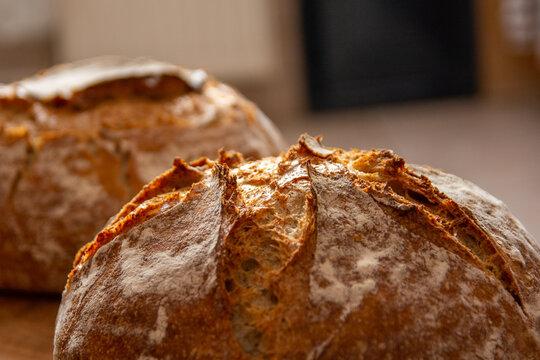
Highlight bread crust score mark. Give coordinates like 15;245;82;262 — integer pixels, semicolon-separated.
55;134;540;359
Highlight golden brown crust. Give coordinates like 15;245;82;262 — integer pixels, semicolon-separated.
0;57;285;293
56;134;540;359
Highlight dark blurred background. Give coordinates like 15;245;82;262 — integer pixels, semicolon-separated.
1;0;539;238
302;1;476;109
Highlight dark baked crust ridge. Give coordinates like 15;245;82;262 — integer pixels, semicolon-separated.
55;134;540;358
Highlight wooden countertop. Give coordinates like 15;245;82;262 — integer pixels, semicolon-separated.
0;293;59;359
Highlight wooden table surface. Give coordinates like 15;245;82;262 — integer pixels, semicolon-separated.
0;293;60;359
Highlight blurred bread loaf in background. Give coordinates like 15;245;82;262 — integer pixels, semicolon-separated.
0;57;285;293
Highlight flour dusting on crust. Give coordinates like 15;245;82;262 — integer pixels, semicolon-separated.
148;305;168;344
309;167;395;320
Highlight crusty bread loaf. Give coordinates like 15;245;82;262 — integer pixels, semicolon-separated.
54;134;540;359
0;57;285;293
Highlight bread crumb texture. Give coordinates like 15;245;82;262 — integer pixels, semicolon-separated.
55;134;540;359
0;57;284;292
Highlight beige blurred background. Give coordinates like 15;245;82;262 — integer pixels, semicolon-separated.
1;0;539;240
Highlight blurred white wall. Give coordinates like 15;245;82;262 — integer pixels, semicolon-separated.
54;0;278;83
0;0;51;44
0;0;53;82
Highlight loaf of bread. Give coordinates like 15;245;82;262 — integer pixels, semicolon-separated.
0;57;285;293
54;135;540;359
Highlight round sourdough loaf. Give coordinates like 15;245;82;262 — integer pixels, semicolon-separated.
0;57;285;293
54;135;540;359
